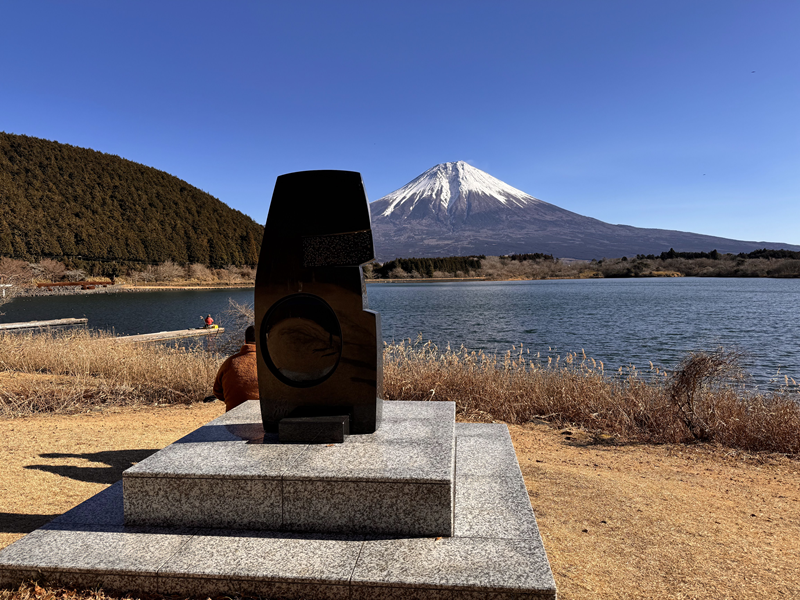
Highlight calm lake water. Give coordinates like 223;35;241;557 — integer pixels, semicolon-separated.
2;278;798;387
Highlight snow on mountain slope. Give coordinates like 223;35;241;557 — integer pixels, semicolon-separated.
372;161;548;228
368;162;800;261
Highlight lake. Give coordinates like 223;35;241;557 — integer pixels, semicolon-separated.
2;278;798;387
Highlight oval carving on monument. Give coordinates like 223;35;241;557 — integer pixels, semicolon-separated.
261;293;343;388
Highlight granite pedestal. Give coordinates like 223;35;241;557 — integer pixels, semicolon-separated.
0;401;556;599
124;400;456;537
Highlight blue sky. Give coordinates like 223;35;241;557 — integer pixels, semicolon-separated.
2;1;798;245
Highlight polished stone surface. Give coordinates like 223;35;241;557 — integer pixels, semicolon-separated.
123;400;455;536
255;170;383;435
279;415;350;443
0;402;555;599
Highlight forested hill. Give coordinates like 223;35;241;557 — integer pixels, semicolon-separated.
0;132;263;271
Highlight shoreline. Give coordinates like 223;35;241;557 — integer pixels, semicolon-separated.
14;283;255;298
120;284;254;291
11;273;800;299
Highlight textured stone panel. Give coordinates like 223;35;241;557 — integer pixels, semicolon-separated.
349;586;454;600
455;427;520;477
123;477;281;530
454;476;539;539
288;440;454;484
229;580;352;600
158;530;363;595
351;537;556;596
0;525;192;591
282;480;453;536
124;439;306;479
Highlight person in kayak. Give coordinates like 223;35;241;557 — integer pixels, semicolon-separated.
203;314;214;328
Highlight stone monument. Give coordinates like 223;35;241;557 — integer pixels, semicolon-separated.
0;169;556;598
254;170;382;441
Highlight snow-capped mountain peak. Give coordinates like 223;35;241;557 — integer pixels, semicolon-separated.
368;161;800;262
377;161;540;219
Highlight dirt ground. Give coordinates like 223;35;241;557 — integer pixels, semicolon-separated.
1;403;799;599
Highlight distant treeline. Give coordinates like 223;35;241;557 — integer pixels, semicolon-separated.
371;256;484;279
594;249;800;278
367;249;800;280
0;132;263;275
636;248;800;261
507;253;555;262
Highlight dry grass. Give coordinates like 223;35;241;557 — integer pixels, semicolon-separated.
3;330;799;455
383;339;800;455
0;330;219;417
1;404;798;600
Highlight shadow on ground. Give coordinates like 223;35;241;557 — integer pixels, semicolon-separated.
0;513;60;534
24;449;160;485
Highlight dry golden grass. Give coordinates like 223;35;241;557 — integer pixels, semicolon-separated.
383;339;800;455
513;422;800;600
0;331;219;417
2;332;799;455
1;404;798;600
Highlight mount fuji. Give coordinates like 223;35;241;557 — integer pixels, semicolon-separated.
369;162;799;261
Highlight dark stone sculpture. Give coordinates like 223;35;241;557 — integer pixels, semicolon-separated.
255;170;383;440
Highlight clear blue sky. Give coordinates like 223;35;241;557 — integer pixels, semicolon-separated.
2;1;798;245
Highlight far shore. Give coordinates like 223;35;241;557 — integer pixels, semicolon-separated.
12;270;800;300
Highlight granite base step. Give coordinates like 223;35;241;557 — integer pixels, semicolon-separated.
0;405;557;599
123;401;456;537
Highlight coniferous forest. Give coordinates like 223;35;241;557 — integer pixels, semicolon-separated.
0;132;263;275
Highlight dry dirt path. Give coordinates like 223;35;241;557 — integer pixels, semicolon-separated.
1;404;799;599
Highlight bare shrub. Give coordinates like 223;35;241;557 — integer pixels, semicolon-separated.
0;258;33;311
0;257;34;284
33;258;67;282
216;266;242;285
668;348;745;441
155;260;185;282
188;263;215;282
769;260;800;277
389;266;409;279
236;266;256;281
129;265;157;284
215;298;256;354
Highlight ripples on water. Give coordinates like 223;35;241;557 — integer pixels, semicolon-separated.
367;278;800;387
2;278;798;387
